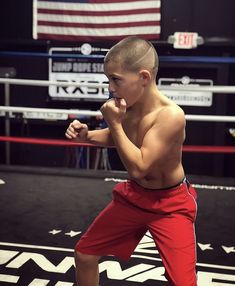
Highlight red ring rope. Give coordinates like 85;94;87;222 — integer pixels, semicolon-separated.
0;136;235;153
0;136;96;147
182;145;235;153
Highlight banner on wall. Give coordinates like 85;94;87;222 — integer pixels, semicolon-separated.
48;47;109;100
33;0;161;42
158;76;213;106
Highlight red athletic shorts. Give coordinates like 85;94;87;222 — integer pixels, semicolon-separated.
76;179;198;286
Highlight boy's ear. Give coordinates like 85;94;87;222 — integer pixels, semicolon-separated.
139;69;151;85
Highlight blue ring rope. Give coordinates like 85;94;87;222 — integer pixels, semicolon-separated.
160;56;235;64
0;51;104;59
0;51;235;64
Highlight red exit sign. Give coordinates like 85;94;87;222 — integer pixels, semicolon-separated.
173;32;198;49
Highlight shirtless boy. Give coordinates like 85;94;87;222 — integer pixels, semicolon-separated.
65;36;197;286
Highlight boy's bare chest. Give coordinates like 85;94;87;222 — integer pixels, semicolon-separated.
123;116;155;147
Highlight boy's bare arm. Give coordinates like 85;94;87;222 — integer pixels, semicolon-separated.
87;128;114;146
65;119;114;147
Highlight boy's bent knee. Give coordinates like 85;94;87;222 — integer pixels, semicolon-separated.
74;250;100;266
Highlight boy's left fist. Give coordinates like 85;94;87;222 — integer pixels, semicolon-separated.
100;98;126;125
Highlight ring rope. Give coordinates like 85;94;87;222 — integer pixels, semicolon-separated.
0;51;105;59
1;78;235;94
0;106;235;122
104;178;235;191
0;106;101;117
0;136;235;153
0;136;96;147
0;78;108;88
183;145;235;153
185;114;235;122
1;51;235;64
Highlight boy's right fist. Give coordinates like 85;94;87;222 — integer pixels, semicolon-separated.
65;120;88;141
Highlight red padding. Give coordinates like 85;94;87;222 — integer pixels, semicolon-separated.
0;136;235;153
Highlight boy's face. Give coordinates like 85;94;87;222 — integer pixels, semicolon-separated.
104;60;143;108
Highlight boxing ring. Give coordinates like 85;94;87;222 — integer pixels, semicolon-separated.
0;166;235;285
0;66;235;284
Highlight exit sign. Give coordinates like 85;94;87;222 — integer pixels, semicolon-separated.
173;32;198;49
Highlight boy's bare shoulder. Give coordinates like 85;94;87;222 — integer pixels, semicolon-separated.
162;103;184;116
156;103;185;128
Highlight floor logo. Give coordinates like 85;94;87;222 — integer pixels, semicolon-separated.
0;234;235;285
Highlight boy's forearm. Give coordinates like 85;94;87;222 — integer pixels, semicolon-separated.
86;128;114;147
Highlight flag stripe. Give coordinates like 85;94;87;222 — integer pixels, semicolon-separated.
37;13;161;24
37;33;160;41
38;8;161;16
37;25;161;36
37;1;160;11
39;21;160;28
38;0;156;3
33;0;161;41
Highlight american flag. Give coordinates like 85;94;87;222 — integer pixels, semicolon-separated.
33;0;161;41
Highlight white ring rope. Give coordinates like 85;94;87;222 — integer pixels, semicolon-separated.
1;78;235;94
0;106;235;122
185;114;235;122
0;106;101;117
0;77;235;122
159;85;235;94
0;78;108;88
104;178;235;191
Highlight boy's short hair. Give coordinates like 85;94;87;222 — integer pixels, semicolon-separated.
104;36;159;78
